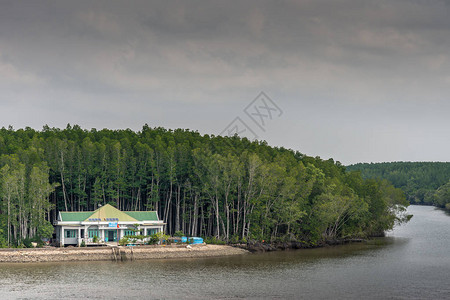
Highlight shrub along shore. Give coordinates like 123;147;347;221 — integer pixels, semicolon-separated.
0;244;249;263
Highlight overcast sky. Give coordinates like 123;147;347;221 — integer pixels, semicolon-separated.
0;0;449;164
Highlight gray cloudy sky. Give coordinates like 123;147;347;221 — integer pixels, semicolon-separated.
1;0;449;164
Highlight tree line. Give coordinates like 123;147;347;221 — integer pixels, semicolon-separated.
347;162;450;209
0;125;409;247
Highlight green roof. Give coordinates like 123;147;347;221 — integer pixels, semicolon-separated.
60;212;93;222
58;204;159;222
126;211;159;221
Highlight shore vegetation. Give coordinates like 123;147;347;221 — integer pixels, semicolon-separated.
347;162;450;210
0;125;410;248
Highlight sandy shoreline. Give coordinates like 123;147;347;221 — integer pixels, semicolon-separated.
0;244;249;263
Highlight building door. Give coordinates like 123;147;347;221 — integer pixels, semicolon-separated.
108;230;115;242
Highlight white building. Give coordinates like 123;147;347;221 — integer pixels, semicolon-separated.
54;204;165;246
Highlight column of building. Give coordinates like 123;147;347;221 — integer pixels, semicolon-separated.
60;226;64;246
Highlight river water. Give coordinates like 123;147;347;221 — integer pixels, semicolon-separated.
1;205;449;299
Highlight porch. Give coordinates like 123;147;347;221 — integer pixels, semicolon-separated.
59;226;162;246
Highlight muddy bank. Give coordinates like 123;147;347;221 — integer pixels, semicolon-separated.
0;244;249;263
237;239;366;252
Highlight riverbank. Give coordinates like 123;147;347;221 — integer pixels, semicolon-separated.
0;244;249;263
237;238;366;253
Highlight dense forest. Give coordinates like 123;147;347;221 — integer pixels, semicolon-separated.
0;125;409;247
347;162;450;208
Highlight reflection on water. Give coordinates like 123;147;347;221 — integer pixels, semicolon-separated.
1;205;450;299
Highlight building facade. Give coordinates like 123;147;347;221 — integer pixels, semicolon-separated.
54;204;165;246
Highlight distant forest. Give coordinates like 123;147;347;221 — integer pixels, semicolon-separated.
0;125;409;247
347;162;450;209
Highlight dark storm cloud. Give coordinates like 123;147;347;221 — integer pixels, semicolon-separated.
0;0;449;163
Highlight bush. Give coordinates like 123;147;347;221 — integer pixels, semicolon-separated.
147;233;160;245
153;232;170;245
135;235;145;241
119;237;129;246
93;235;99;243
0;228;7;248
37;220;54;240
23;238;33;248
124;235;136;243
0;236;7;248
80;240;86;247
124;234;145;244
204;236;226;245
230;235;240;244
22;237;43;248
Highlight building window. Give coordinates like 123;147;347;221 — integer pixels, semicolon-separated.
124;230;135;236
88;229;99;238
147;228;157;236
65;230;77;238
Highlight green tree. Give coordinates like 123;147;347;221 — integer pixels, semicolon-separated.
434;181;450;208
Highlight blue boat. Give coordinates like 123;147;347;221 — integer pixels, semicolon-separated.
171;236;204;244
188;237;203;244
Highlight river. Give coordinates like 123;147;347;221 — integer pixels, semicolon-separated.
1;205;449;299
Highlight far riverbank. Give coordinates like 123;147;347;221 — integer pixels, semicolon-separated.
235;238;366;253
0;244;249;263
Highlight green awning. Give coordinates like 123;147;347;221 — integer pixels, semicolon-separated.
125;211;159;221
60;212;93;222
